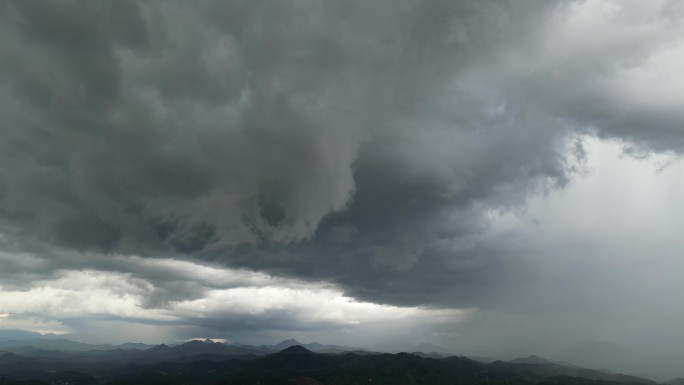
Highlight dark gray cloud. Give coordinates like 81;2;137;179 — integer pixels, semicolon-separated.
0;0;577;250
2;2;684;373
0;0;574;300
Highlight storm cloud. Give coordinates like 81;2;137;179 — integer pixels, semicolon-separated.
1;0;684;378
0;0;575;297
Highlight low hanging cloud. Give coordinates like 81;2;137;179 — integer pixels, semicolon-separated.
0;0;572;255
0;251;465;342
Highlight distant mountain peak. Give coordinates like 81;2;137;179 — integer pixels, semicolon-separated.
275;338;302;348
552;339;638;375
509;355;552;365
665;378;684;385
279;345;314;355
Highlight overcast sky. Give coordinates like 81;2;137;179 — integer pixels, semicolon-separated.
1;0;684;378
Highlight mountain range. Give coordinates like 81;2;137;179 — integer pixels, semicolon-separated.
0;335;680;384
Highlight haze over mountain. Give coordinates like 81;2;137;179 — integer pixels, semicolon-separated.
1;0;684;382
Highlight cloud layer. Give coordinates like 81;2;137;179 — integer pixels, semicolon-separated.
0;0;575;254
1;1;684;375
0;250;464;345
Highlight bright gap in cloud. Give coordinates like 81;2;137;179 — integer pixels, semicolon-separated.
490;135;684;244
0;257;470;342
484;135;684;352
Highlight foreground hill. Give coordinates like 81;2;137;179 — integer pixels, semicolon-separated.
103;346;658;385
0;342;660;385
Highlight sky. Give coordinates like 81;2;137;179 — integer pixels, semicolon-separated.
1;0;684;378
